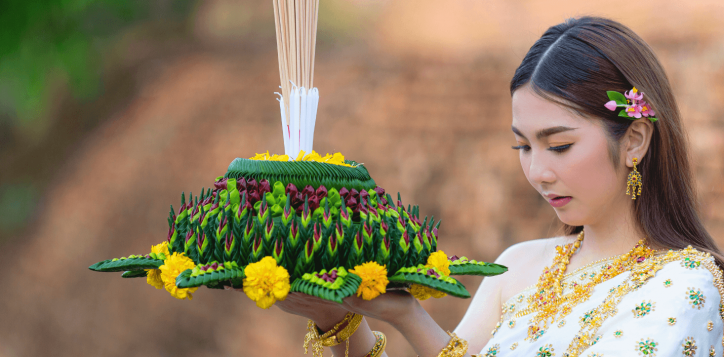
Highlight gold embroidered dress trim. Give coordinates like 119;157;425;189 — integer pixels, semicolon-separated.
493;246;724;357
562;246;724;356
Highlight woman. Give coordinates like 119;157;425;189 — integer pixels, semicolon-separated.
229;16;724;356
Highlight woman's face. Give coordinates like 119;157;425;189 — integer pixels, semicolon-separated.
511;85;627;227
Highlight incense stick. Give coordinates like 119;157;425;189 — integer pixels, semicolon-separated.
273;0;319;157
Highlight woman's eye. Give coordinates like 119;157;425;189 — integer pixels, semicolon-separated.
511;145;531;152
548;144;572;153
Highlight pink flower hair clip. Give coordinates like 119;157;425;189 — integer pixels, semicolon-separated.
604;87;658;123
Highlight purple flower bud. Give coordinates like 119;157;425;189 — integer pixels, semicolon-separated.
285;183;298;198
358;201;368;215
301;185;315;200
360;190;369;200
426;269;440;278
247;178;258;193
293;192;303;210
308;195;320;212
237;177;247;191
347;197;358;210
351;188;359;199
374;187;385;198
219;215;228;230
355;231;364;249
339;187;350;199
259;179;271;195
449;255;460;261
382;236;391;250
211;262;219;270
315;185;328;200
197;232;206;250
167;222;175;242
363;222;373;236
248;191;261;204
214;178;228;190
225;232;234;250
313;224;322;243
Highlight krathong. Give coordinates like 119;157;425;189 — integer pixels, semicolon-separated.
88;0;507;308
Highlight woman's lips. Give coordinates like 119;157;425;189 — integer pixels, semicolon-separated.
548;196;572;208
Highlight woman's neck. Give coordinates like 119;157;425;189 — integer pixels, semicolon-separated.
568;199;647;271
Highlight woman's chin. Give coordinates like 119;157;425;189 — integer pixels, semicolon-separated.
555;212;587;227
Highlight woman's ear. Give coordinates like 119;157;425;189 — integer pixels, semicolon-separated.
623;119;654;167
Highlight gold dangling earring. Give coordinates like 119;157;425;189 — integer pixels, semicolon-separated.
626;157;643;200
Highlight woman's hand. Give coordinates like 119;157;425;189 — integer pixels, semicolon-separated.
224;286;349;331
342;289;419;328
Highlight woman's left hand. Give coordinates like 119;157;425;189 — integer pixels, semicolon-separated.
224;286;350;330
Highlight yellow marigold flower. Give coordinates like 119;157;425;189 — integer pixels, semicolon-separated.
159;252;198;300
243;256;290;309
410;284;432;300
426;251;451;276
146;268;164;289
350;261;389;300
411;284;447;300
249;151;290;162
151;242;170;256
409;251;451;300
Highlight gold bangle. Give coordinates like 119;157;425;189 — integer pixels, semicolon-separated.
304;313;363;357
321;313;363;347
364;331;387;357
436;331;468;357
318;312;356;341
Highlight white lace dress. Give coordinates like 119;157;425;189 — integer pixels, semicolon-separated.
477;247;724;357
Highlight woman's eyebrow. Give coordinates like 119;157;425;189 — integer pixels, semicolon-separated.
511;125;577;140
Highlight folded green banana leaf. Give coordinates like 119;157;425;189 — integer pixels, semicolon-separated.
176;261;245;289
89;256;164;272
388;266;470;298
121;270;149;278
448;257;508;276
290;267;361;303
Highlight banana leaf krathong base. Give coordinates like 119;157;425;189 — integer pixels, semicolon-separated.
89;156;507;307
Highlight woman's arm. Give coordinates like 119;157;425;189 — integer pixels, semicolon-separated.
343;243;528;356
342;275;506;356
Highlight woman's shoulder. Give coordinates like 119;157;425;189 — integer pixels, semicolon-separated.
627;246;724;319
584;247;724;356
641;246;722;285
495;235;576;303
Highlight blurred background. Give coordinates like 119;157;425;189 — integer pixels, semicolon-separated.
1;0;723;356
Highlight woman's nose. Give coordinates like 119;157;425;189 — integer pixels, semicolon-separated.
527;151;556;185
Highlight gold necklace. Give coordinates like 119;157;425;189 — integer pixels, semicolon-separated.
524;230;654;341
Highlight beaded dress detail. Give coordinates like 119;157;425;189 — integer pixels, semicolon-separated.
480;245;724;357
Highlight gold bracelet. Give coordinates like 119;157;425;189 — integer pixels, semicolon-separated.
303;313;362;357
319;312;356;341
321;313;363;347
364;331;387;357
436;331;468;357
303;320;324;357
